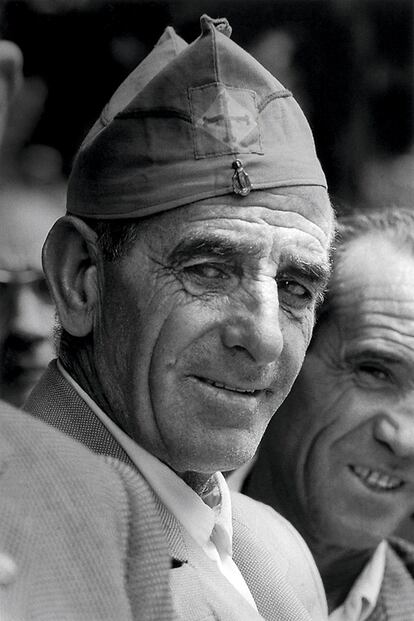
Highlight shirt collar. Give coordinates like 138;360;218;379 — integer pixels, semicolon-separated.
330;540;387;621
57;359;233;555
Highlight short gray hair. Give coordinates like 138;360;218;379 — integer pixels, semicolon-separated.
313;205;414;330
336;205;414;262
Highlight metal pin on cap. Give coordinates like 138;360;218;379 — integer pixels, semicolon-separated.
232;159;252;196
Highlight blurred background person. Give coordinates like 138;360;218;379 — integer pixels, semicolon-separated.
0;38;21;137
0;187;63;406
0;1;64;406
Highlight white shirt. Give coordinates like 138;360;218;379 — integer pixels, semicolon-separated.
57;361;257;610
329;540;387;621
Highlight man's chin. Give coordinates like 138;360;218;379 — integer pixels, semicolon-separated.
176;447;257;477
312;510;389;552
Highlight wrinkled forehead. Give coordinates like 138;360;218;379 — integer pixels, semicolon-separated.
331;233;414;294
143;186;334;251
235;187;332;242
324;234;414;329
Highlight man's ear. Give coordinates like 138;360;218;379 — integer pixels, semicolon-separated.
42;215;100;337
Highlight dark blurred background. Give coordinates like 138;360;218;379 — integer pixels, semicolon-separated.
0;0;413;206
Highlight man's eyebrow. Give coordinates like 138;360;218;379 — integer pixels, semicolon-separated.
281;255;331;288
347;349;400;365
168;236;331;287
168;234;262;263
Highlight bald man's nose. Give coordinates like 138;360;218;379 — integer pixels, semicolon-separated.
374;411;414;459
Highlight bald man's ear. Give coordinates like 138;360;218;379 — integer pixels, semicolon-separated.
42;215;100;337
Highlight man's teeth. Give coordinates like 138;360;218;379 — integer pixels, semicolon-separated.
204;378;256;394
351;465;404;491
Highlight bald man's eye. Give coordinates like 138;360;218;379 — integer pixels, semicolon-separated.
352;360;396;391
357;363;390;382
359;364;387;378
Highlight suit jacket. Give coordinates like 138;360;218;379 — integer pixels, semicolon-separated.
367;538;414;621
0;398;173;621
25;360;328;621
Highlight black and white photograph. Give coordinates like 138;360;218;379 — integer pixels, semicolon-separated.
0;1;412;618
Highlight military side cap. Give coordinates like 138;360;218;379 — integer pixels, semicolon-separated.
67;15;327;219
82;26;188;148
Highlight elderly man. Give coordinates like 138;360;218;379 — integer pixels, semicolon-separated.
0;36;172;620
242;206;414;619
26;15;334;620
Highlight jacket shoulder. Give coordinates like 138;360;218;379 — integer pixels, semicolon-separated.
0;400;135;618
387;536;414;578
25;359;132;463
372;538;414;618
0;400;174;620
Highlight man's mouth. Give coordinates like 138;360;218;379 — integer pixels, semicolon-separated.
349;464;405;492
197;376;268;396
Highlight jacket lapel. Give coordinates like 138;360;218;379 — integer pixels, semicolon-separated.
232;501;312;621
368;539;414;620
106;457;177;621
25;360;133;467
154;498;265;620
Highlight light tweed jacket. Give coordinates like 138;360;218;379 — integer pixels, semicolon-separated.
366;538;414;621
0;398;173;621
25;360;328;621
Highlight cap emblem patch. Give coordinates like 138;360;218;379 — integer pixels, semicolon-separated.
190;83;262;159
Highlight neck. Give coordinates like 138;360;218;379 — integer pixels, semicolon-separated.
59;344;129;433
181;471;216;496
311;542;373;612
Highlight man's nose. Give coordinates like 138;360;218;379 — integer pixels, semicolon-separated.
221;279;283;365
9;284;51;341
374;408;414;459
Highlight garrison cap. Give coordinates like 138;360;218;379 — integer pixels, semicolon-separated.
67;15;327;219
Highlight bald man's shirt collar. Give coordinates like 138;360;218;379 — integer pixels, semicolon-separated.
329;540;387;621
57;360;257;611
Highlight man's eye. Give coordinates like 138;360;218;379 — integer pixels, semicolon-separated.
357;363;389;381
279;280;308;297
185;264;227;279
277;278;311;309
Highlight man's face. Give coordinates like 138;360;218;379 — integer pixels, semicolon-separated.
263;233;414;549
93;187;332;474
0;191;60;405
